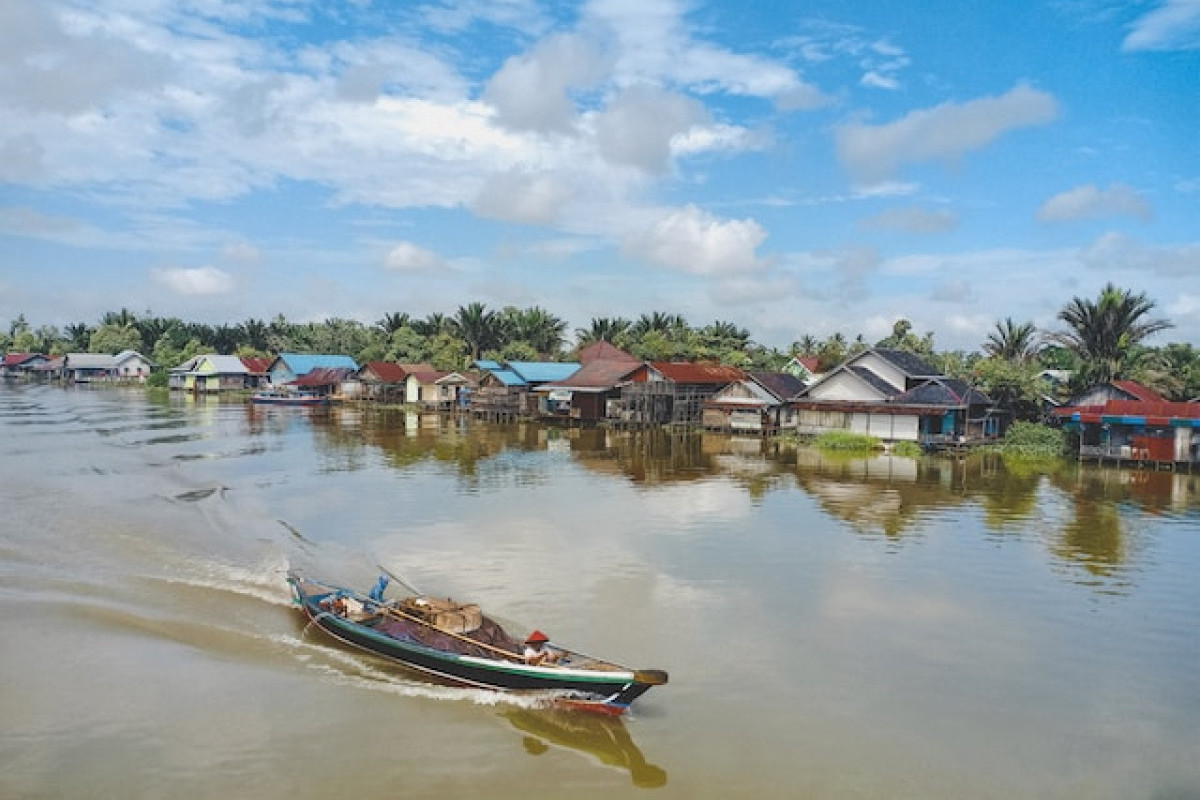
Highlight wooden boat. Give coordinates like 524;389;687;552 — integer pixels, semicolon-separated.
287;572;667;714
251;390;328;406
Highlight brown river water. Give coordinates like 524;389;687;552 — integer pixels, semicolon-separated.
1;384;1198;799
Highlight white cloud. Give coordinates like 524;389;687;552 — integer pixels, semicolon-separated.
859;206;958;233
1079;231;1200;276
483;33;608;133
152;266;235;296
383;241;446;272
473;169;574;225
835;83;1060;184
622;204;768;276
1123;0;1200;51
1038;183;1153;222
593;84;710;173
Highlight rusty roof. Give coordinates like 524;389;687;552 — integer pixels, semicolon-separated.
540;359;643;391
578;340;638;364
649;362;746;384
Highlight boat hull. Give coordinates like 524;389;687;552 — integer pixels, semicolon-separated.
288;574;665;712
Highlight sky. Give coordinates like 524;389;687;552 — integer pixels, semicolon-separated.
1;0;1198;353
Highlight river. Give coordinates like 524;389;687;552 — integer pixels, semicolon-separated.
1;383;1197;799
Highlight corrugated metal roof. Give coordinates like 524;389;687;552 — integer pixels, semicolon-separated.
200;355;249;374
538;359;642;391
872;348;939;377
240;356;272;374
277;353;359;375
748;371;806;401
65;353;116;369
291;367;355;387
578;341;638;364
847;365;901;397
360;361;409;383
1112;380;1165;403
507;361;581;383
894;378;990;407
649;362;746;384
488;369;526;387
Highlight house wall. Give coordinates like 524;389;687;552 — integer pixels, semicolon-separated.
797;408;920;441
808;370;883;402
853;352;907;390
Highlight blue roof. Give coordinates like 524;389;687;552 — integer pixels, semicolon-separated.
277;353;359;375
474;359;503;371
507;361;580;383
490;369;526;387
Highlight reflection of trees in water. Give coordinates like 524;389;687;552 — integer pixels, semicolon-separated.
503;707;667;788
292;409;1198;592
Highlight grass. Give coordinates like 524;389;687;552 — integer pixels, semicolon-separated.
814;431;883;452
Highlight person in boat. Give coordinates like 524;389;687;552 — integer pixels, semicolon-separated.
523;630;562;666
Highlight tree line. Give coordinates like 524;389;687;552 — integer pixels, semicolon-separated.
4;284;1198;418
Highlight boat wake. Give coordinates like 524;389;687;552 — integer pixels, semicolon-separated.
288;634;551;710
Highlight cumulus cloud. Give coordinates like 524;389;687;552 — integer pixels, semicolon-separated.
383;241;446;272
858;205;958;233
1080;231;1200;276
473;169;574;225
622;204;768;276
835;83;1060;184
1123;0;1200;51
1037;183;1153;222
152;266;235;296
593;84;710;173
585;0;826;109
483;33;609;133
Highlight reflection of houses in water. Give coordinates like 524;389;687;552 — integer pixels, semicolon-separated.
502;708;667;788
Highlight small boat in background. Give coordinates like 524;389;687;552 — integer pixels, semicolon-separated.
287;571;668;715
251;390;328;406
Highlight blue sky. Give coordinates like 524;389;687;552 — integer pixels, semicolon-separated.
1;0;1197;352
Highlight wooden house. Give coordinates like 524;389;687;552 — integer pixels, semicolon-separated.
534;358;644;423
404;369;473;410
169;354;252;392
702;371;806;434
63;351;155;383
1054;381;1200;467
355;361;432;403
266;353;358;387
619;362;747;426
471;360;580;418
791;348;996;444
1;353;50;379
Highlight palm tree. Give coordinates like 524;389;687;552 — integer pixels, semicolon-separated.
575;317;632;346
504;306;567;357
65;323;92;351
376;312;410;336
983;318;1040;363
452;303;502;362
1049;284;1173;384
412;313;450;337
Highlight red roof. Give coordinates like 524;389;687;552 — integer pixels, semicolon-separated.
361;361;409;383
1055;398;1200;422
291;367;354;387
794;355;820;373
648;362;746;385
1112;380;1165;403
239;356;272;374
578;341;638;365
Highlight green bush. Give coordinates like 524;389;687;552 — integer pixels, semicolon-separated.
890;440;924;457
1000;421;1065;457
815;431;883;451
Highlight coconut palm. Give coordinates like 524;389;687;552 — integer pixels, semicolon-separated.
1049;284;1172;384
983;318;1040;363
503;306;567;358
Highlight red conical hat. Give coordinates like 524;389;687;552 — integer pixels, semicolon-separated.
525;629;549;643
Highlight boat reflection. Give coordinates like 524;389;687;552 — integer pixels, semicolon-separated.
502;707;667;788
